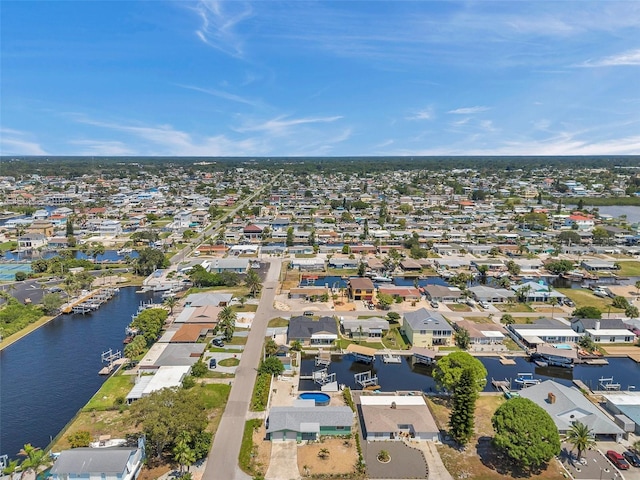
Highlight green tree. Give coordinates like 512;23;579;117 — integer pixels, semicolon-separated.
15;271;27;281
557;231;582;245
129;387;209;460
41;292;64;315
132;247;169;276
191;360;208;378
66;430;91;448
454;328;471;350
245;268;262;298
449;367;478;446
216;306;237;341
611;296;629;309
290;340;302;351
578;335;597;353
18;443;51;474
376;293;393;310
492;398;560;472
572;306;602;319
124;335;147;359
565;421;596;462
258;356;284;376
264;338;278;357
131;308;168;346
173;433;196;473
386;311;401;323
501;314;515;326
163;295;179;315
286;227;294;247
626;305;639;318
66;216;74;237
544;260;575;274
433;352;487;393
505;261;521;276
357;262;366;277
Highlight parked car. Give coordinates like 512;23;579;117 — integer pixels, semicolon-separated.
212;338;224;348
623;450;640;467
563;298;575;307
606;450;630;470
303;311;314;316
594;288;608;298
209;358;217;369
479;301;491;309
430;300;439;308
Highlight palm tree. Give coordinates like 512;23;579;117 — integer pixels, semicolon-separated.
566;421;595;462
549;297;559;319
245;268;262;297
217;306;237;342
18;443;51;474
317;448;330;460
164;295;178;315
173;434;196;473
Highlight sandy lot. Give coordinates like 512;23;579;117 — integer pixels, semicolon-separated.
297;437;359;477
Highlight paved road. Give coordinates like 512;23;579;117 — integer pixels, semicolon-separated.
203;258;283;480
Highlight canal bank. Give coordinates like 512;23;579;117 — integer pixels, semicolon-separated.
0;286;156;460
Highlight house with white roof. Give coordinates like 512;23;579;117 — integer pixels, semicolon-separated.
571;318;635;344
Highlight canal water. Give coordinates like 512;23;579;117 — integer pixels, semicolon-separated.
0;287;156;459
299;355;640;393
2;249;138;263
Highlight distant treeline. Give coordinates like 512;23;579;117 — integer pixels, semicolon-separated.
0;155;639;177
563;196;640;207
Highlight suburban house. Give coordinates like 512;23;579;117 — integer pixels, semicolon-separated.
243;223;263;240
287;316;338;346
402;308;453;348
98;219;123;237
348;277;375;301
183;292;232;307
377;286;421;301
126;365;191;403
468;285;515;304
206;257;250;273
17;233;47;251
519;380;624;441
26;220;54;237
358;394;439;442
580;260;618;272
571;318;635;344
49;443;145;480
341;317;390;341
266;402;353;441
513;281;565;303
454;320;506;349
328;257;360;269
423;285;463;303
508;318;581;349
602;391;640;435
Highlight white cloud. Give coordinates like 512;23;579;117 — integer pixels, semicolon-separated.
234;115;343;135
578;48;640;67
176;84;263;108
0;128;47;155
191;0;253;58
447;106;490;115
68;140;135;156
407;107;434;121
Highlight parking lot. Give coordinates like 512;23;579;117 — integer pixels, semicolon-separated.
558;442;640;480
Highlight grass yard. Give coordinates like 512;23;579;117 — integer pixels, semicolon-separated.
616;260;640;276
336;338;385;350
227;335;248;346
218;357;240;367
199;382;231;409
464;315;496;324
83;374;134;412
428;395;564;480
447;303;472;312
268;317;289;328
232;304;258;313
496;303;534;313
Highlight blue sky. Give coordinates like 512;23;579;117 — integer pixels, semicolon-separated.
1;1;639;157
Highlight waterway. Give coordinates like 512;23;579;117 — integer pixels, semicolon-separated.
299;355;640;393
0;286;156;459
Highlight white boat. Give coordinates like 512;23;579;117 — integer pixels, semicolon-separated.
372;276;393;283
117;247;133;255
514;373;541;387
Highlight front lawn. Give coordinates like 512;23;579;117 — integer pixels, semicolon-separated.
616;260;640;276
556;288;625;312
268;317;289;328
497;303;534;313
447;303;472;312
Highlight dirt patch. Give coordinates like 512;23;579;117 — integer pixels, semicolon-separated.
334;302;357;311
252;422;272;476
297;437;358;477
138;463;172;480
274;301;291;311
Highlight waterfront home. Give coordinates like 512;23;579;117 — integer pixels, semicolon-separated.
423;285;463;303
348;277;375;301
580;259;618;272
290;257;325;271
378;286;421;302
512;281;565;303
266;402;353;441
206;257;250;273
602;391;640;435
183;292;232;307
288;286;329;300
341;317;390;341
126;365;191;403
174;305;222;324
50;443;145;480
17;233;47;251
570;318;635;344
137;343;206;371
402;308;453;348
328;256;360;269
508;318;581;349
26;220;54;237
519;380;624;441
454;320;506;349
359;394;439;441
287;316;338;346
98;219;123;237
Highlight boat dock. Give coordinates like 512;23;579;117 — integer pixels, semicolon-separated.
99;348;126;375
499;356;516;365
355;370;379;389
345;344;377;364
381;351;402;364
62;287;120;314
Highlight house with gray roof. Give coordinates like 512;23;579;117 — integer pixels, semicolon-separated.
519;380;624;441
508;318;581;349
287;316;338;346
50;444;145;480
423;285;463;303
341;317;390;341
402;308;453;348
468;285;515;303
183;292;232;307
266;402;353;441
571;318;635;344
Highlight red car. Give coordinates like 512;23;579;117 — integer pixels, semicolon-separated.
606;450;630;470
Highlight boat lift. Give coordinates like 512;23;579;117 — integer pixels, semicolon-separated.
355;370;379;389
312;368;336;386
598;376;621;391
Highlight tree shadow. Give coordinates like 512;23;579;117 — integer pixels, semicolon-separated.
475;436;550;478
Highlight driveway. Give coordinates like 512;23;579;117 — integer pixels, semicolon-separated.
265;441;300;480
557;442;637;480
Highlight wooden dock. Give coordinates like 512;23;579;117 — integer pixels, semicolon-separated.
62;287;119;314
499;356;516;365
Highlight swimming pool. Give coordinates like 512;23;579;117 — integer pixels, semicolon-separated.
298;392;331;406
554;344;572;350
